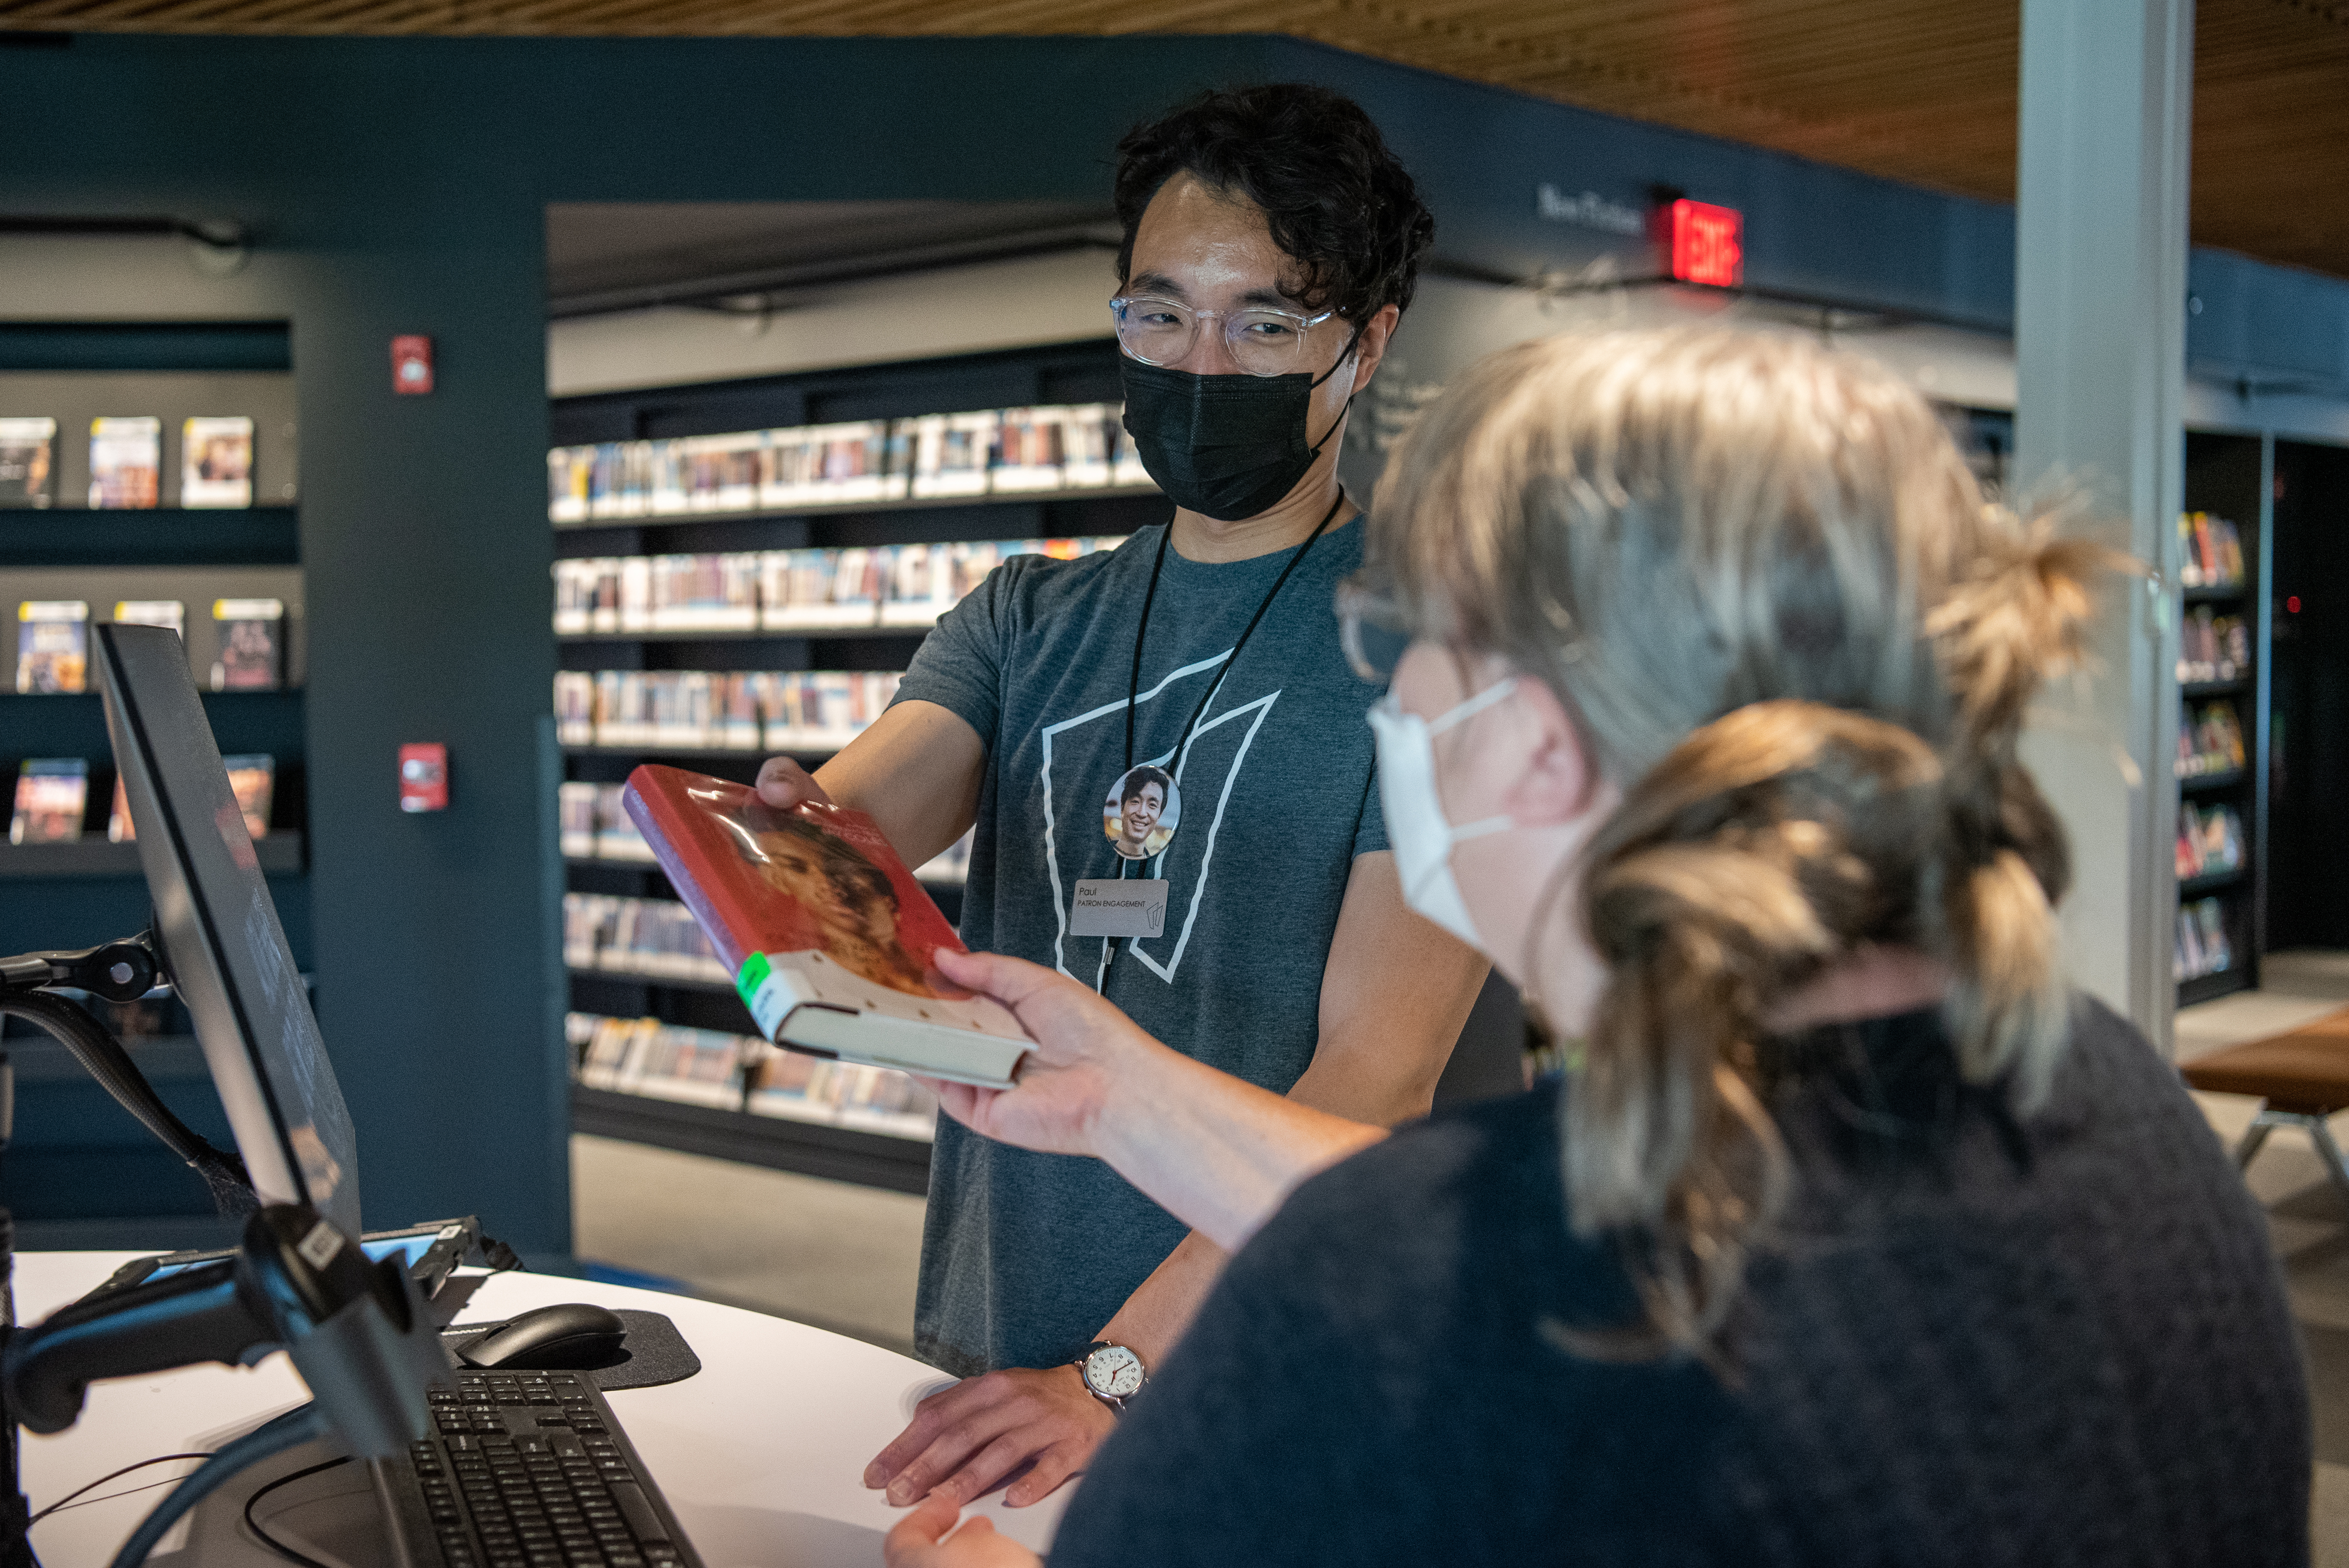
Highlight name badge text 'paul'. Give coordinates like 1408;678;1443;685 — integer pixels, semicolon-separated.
1070;877;1169;939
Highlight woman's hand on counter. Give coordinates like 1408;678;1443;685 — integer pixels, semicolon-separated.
883;1493;1043;1568
866;1362;1110;1511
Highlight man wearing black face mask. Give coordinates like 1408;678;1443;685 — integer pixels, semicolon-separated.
755;83;1488;1514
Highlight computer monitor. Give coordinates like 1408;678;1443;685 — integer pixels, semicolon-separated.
93;621;362;1237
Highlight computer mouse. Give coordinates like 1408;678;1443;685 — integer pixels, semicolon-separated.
459;1303;629;1370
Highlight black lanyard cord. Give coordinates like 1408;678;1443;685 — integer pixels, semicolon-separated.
1101;490;1346;992
1124;489;1349;776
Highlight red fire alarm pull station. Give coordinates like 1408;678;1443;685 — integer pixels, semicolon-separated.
1667;199;1745;289
392;335;434;395
399;743;449;812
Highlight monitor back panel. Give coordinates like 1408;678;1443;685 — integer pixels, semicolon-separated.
95;620;362;1234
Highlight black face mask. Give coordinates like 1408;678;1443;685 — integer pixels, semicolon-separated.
1119;348;1354;522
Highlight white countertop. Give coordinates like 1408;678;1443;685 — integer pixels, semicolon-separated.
14;1251;1069;1567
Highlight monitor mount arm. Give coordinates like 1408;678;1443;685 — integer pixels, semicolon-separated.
5;1201;442;1453
0;1201;445;1566
0;933;255;1220
0;936;165;998
0;939;443;1565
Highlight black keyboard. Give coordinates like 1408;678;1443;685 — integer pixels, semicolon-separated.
370;1367;704;1568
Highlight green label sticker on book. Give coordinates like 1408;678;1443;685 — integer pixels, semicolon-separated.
737;951;790;1038
736;951;772;1010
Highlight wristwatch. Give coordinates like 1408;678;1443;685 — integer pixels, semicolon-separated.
1074;1341;1147;1413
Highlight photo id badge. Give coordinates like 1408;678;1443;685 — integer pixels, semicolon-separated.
1103;764;1180;861
1071;878;1169;939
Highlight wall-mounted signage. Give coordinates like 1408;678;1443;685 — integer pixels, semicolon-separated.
1535;184;1645;237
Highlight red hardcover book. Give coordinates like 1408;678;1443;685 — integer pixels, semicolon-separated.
621;764;1027;1086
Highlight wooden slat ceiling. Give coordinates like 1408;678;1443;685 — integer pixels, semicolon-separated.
9;0;2345;280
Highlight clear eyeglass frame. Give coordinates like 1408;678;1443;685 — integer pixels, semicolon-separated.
1110;295;1340;377
1337;580;1413;684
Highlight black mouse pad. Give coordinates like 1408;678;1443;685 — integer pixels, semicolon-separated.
439;1309;703;1391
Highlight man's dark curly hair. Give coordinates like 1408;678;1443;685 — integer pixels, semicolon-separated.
1114;84;1435;327
1119;764;1174;805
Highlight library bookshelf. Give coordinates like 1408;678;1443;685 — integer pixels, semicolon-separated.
2175;432;2270;1007
0;325;311;1236
553;338;1166;1189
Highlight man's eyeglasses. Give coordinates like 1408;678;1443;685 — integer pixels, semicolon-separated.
1111;296;1340;378
1336;580;1413;684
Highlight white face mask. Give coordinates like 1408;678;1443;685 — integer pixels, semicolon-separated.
1366;679;1518;952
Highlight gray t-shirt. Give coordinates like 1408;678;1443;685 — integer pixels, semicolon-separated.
893;518;1389;1376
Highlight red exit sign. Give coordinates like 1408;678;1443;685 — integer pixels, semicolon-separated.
1668;199;1745;287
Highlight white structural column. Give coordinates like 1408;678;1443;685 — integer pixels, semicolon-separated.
2013;0;2194;1051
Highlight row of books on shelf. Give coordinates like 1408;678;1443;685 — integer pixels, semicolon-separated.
554;669;902;752
0;416;260;509
2177;699;2249;779
10;755;275;845
565;893;726;983
2178;512;2247;593
549;406;1153;522
15;599;287;694
2177;801;2246;882
566;1012;938;1142
2179;604;2251;686
560;784;656;861
2176;897;2235;983
553;535;1127;636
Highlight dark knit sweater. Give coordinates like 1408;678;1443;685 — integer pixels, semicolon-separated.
1047;998;2310;1567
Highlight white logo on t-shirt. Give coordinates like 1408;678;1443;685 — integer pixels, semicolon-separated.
1038;650;1280;983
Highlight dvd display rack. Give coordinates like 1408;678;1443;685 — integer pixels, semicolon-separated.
2175;432;2268;1006
553;339;1167;1191
0;321;312;1233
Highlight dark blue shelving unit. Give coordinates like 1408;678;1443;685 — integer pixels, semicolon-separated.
0;507;299;568
2174;431;2269;1008
0;321;310;1243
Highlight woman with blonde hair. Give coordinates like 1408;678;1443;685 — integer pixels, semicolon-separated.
883;327;2309;1567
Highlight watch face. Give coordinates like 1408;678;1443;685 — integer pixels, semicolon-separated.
1085;1345;1145;1399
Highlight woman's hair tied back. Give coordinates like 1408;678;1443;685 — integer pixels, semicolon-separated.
1359;324;2118;1355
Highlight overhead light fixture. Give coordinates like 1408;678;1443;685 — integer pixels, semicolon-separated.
0;215;249;276
547;220;1120;321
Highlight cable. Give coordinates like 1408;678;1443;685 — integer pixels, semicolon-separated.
109;1403;322;1568
242;1456;351;1568
27;1454;210;1525
0;990;255;1217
